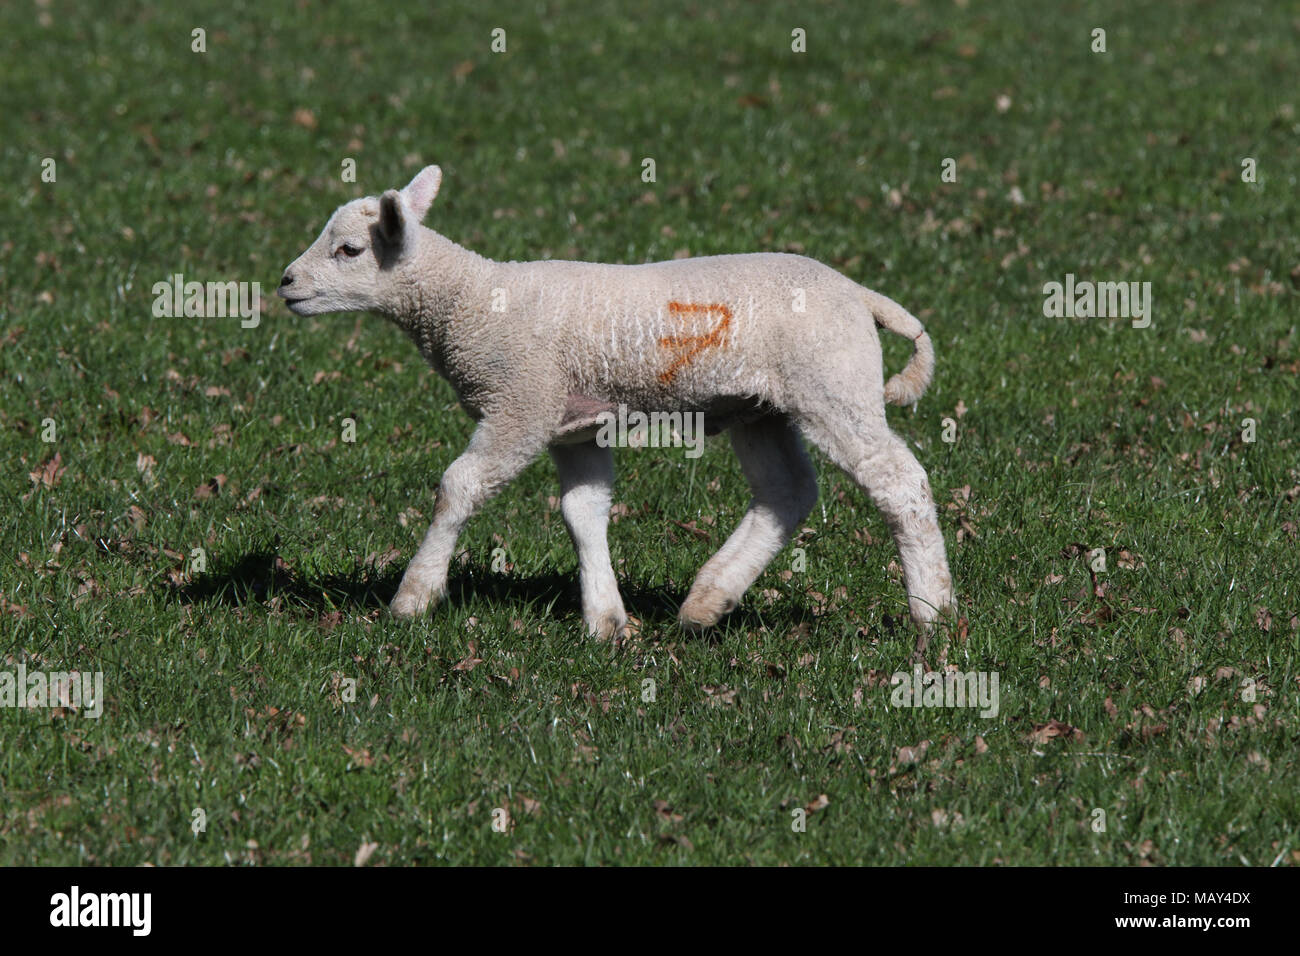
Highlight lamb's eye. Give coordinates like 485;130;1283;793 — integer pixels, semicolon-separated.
337;243;364;258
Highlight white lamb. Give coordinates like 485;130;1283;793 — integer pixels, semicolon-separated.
278;165;954;640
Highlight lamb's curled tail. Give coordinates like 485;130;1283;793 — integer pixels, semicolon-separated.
865;289;934;405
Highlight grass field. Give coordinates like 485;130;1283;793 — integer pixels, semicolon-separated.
2;0;1298;866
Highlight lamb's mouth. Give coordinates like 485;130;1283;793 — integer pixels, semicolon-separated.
282;296;313;307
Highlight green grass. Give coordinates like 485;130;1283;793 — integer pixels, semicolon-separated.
2;0;1298;865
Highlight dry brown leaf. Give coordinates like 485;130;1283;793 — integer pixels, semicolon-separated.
672;519;711;541
1028;719;1085;744
342;744;374;768
804;793;830;814
194;474;227;500
30;452;65;488
897;740;931;764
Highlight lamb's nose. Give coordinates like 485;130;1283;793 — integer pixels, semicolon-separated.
279;273;294;287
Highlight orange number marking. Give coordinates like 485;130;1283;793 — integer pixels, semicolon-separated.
657;301;732;384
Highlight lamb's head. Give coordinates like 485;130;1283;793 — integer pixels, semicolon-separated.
278;165;443;316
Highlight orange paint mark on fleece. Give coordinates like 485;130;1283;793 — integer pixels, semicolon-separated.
657;301;732;384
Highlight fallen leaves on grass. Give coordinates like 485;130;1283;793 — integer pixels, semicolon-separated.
671;519;711;541
804;793;830;814
946;485;980;541
451;643;483;673
342;744;374;768
194;474;227;500
658;833;694;850
652;800;683;823
0;592;31;618
931;808;965;828
1028;720;1085;745
364;547;402;570
823;728;854;755
702;684;737;707
243;706;307;750
896;740;931;765
29;452;65;489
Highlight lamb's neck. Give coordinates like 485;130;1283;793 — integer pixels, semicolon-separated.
384;229;494;336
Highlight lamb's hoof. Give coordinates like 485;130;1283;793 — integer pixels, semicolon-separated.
587;610;629;641
678;590;737;632
390;588;436;619
908;593;959;661
907;592;957;633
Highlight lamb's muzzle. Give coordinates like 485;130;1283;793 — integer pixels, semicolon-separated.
279;164;956;641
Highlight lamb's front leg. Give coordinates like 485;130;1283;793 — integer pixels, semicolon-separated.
391;422;544;619
550;440;627;640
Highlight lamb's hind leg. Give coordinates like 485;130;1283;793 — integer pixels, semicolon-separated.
796;410;954;635
679;415;818;631
550;440;627;639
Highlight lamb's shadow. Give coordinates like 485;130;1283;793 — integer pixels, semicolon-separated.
174;549;392;611
173;548;700;631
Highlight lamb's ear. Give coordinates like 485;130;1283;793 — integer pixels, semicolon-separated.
401;165;442;222
377;188;409;255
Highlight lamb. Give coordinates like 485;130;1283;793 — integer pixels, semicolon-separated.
278;165;955;641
